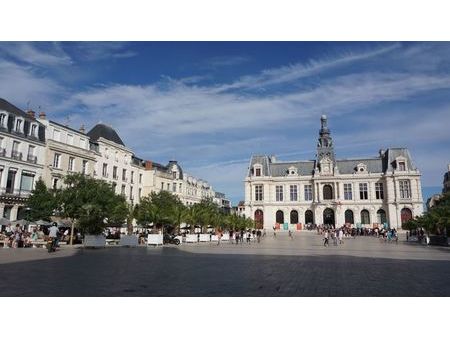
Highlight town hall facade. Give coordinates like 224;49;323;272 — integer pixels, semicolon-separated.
244;115;424;230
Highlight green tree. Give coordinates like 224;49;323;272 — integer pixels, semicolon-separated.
25;178;59;221
59;173;128;238
135;190;184;232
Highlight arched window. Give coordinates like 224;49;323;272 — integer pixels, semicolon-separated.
276;210;284;224
323;184;333;200
344;209;354;224
401;208;413;225
361;210;370;225
377;209;387;224
305;210;314;224
290;210;298;224
254;210;264;229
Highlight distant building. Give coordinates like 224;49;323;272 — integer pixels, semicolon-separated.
444;164;450;193
231;200;246;217
244;115;424;230
426;164;450;210
214;191;231;214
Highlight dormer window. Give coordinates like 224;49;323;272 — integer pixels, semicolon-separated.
287;166;298;176
15;118;23;133
395;156;407;172
30;124;37;137
0;113;7;128
399;161;406;171
253;164;263;177
356;163;367;174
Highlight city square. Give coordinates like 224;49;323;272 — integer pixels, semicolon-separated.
1;231;449;297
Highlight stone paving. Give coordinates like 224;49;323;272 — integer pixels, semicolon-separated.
0;231;449;296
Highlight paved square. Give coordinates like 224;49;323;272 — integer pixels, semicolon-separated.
0;231;449;296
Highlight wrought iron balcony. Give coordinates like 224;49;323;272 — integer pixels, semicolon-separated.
27;154;37;164
11;150;22;161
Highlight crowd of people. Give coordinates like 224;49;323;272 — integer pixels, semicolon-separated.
0;223;80;248
318;224;399;247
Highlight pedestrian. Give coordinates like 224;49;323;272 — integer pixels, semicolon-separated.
263;229;266;237
235;232;240;244
338;228;343;244
288;229;293;239
273;226;276;237
217;230;222;246
323;230;329;247
246;231;251;244
256;229;261;243
240;229;244;243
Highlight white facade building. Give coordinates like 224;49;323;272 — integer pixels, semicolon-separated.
0;99;46;220
39;117;96;190
87;124;145;205
244;115;424;230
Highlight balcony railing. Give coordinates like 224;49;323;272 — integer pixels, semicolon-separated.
11;150;22;161
27;154;37;164
0;187;32;197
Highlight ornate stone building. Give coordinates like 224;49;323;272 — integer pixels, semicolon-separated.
244;115;424;230
0;99;46;220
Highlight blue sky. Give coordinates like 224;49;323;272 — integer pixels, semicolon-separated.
0;42;449;204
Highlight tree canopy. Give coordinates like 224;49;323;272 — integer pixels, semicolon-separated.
25;178;59;221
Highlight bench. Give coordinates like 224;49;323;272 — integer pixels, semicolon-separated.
31;240;47;248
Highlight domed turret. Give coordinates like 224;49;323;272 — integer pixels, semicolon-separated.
87;123;125;146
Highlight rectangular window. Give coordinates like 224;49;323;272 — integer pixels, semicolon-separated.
30;124;37;137
6;170;16;193
53;153;61;168
82;160;88;174
344;183;353;200
20;173;34;192
255;185;263;201
131;171;134;184
130;186;133;199
68;157;75;171
52;178;59;190
15;119;22;132
179;183;182;192
375;182;384;199
172;183;176;192
304;185;313;201
276;185;284;201
0;113;6;127
102;163;108;177
27;145;36;163
113;166;118;179
399;161;406;171
359;183;368;200
399;180;411;199
122;168;126;180
138;188;142;199
161;182;164;190
121;185;126;196
290;185;298;201
255;168;261;177
139;173;142;184
167;183;170;191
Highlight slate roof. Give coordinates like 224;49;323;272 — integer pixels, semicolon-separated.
248;148;415;177
87;123;125;146
0;98;34;120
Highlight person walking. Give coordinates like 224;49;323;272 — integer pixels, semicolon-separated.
246;231;251;244
256;229;261;243
235;231;240;244
273;226;276;237
288;229;293;239
338;228;344;244
323;230;329;247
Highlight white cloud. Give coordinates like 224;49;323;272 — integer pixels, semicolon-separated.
0;42;72;67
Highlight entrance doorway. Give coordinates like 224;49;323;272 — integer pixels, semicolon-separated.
323;208;335;226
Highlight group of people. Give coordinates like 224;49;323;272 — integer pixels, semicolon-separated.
322;228;345;247
228;229;265;244
0;223;71;249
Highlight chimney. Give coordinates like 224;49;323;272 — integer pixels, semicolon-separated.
38;111;46;120
145;160;153;170
79;124;85;133
27;110;36;118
